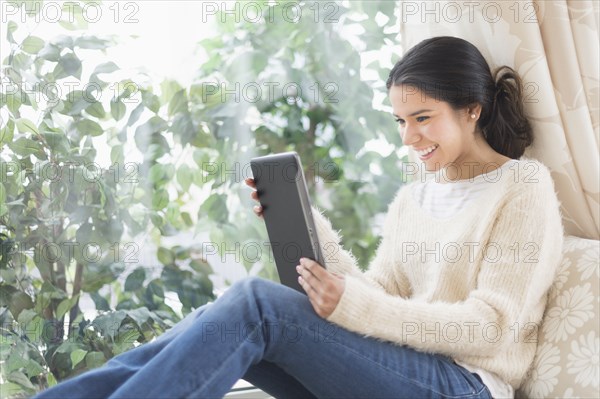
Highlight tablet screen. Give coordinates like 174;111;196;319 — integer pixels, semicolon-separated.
250;151;326;294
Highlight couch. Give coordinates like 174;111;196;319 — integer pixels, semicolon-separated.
517;235;599;398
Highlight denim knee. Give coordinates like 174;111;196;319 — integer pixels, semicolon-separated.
229;276;275;295
225;276;287;310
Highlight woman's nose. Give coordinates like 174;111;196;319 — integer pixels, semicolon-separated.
399;123;420;146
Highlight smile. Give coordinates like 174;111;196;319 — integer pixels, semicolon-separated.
416;144;438;160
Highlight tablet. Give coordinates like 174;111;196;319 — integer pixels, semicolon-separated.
250;151;326;294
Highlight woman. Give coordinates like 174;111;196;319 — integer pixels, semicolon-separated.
34;36;564;399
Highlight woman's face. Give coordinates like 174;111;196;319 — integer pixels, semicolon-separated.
389;84;483;174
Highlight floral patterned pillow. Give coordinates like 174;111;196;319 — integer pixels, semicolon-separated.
517;235;599;398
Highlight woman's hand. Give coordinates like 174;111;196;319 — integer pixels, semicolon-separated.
296;257;345;319
244;177;263;218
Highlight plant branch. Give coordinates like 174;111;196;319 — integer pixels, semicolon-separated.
69;262;84;323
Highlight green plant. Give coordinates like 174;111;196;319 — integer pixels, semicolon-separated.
1;0;409;396
0;3;215;395
192;0;407;267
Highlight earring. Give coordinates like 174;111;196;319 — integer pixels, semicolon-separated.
471;114;477;119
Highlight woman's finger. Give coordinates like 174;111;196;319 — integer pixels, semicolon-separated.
298;275;312;294
299;258;324;282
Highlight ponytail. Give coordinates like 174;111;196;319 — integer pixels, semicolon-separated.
479;66;534;159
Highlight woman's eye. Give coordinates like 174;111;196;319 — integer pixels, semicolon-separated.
395;116;429;124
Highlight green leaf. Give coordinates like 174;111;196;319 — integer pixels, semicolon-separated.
0;284;18;307
23;314;44;343
12;53;30;77
92;311;127;340
54;53;82;80
55;342;82;354
7;21;17;44
0;183;6;204
90;292;110;311
43;131;69;154
85;101;106;118
113;328;139;354
51;35;74;49
152;189;169;210
181;212;194;227
168;89;188;116
6;350;28;372
127;103;144;126
160;79;183;104
93;62;119;75
61;90;93;115
113;80;138;100
38;43;60;61
190;259;212;275
59;2;88;31
146;280;165;300
142;91;161;113
199;37;223;52
75;119;103;136
0;119;15;145
70;349;88;368
74;36;111;49
170;112;196;146
25;359;44;378
16;118;38;135
176;164;193;191
56;294;80;320
8;137;42;156
124;268;145;291
9;291;34;319
22;36;45;54
47;372;57;387
149;163;166;184
8;371;35;391
110;144;124;165
157;247;175;265
85;352;105;369
5;92;22;116
110;100;126;121
199;193;228;224
126;307;152;326
0;382;23;397
134;116;168;141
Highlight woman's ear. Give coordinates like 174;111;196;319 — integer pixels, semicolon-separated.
467;103;483;119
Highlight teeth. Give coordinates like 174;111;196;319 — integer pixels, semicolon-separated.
416;145;438;156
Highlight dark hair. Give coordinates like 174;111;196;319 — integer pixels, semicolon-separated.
386;36;533;159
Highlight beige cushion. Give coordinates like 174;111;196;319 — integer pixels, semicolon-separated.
517;235;599;398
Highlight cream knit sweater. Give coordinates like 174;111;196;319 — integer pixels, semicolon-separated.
310;157;564;390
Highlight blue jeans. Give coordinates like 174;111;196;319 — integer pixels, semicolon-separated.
34;277;493;399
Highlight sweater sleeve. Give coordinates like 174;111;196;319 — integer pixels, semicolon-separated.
310;197;412;298
324;172;564;358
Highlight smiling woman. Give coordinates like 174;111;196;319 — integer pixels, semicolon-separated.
386;36;533;183
31;35;564;399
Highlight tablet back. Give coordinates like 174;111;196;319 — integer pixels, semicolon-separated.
250;152;325;294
